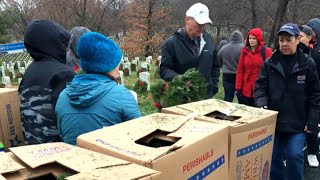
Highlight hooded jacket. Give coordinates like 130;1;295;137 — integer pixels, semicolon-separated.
55;74;141;145
160;29;220;98
235;28;273;98
255;49;320;133
307;18;320;79
66;26;91;71
19;20;75;145
217;39;228;52
218;30;244;74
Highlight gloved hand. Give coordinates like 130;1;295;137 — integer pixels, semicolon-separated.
235;89;242;97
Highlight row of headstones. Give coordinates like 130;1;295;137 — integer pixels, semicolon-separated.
0;60;31;86
120;56;153;76
0;52;32;62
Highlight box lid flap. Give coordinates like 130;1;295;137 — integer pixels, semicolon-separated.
78;113;193;161
0;152;25;174
66;163;160;180
78;113;229;162
177;99;277;123
9;142;129;172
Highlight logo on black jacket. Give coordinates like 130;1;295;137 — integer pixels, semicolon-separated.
297;75;306;84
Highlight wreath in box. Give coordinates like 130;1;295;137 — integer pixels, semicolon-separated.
123;68;130;76
133;80;148;94
151;68;207;110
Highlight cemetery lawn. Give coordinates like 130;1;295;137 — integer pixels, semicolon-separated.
125;62;224;116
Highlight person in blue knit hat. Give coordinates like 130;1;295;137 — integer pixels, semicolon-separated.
55;32;141;145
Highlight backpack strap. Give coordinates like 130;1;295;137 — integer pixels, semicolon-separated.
261;46;266;61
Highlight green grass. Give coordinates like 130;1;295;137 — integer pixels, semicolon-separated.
123;62;225;116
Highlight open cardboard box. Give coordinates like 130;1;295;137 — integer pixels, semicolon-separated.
0;142;161;180
162;99;278;180
0;88;25;151
77;113;229;180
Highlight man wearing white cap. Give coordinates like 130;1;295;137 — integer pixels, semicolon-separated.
160;3;219;98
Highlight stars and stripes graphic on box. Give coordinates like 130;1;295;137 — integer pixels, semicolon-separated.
237;135;273;157
188;155;225;180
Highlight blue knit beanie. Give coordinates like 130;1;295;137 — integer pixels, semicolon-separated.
77;32;122;73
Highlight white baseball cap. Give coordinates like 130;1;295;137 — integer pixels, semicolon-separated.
186;3;212;25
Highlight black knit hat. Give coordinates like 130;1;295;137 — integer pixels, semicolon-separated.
299;25;313;36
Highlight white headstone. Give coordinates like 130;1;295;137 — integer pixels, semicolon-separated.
131;60;138;71
19;67;25;74
2;62;6;70
157;56;161;61
2;76;11;86
140;62;149;72
139;72;150;91
129;90;138;103
1;66;5;77
118;71;125;85
123;62;131;75
145;57;152;70
17;61;21;69
18;78;22;84
6;63;10;70
124;57;129;62
9;61;13;69
135;57;140;66
9;67;15;79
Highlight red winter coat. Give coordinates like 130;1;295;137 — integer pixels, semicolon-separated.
235;28;273;98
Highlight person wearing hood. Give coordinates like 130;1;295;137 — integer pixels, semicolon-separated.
217;39;228;52
160;3;220;98
55;32;141;145
19;20;75;145
255;23;320;180
235;28;273;106
218;30;244;102
306;18;320;168
66;26;91;72
307;18;320;78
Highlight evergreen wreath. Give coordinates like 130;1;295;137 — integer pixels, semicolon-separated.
151;68;207;110
133;79;148;94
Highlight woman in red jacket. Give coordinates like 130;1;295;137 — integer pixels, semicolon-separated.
235;28;273;106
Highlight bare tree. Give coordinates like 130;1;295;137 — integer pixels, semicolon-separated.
268;0;291;48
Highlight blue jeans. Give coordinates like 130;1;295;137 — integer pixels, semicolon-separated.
270;132;306;180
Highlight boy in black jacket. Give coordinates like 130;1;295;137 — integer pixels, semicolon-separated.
19;20;75;145
255;23;320;180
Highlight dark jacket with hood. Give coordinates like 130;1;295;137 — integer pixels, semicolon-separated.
235;28;273;98
160;28;220;98
19;20;75;145
307;18;320;79
55;74;141;145
255;49;320;133
66;26;91;72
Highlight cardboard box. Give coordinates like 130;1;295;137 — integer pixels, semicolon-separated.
0;88;24;151
162;99;278;180
77;113;229;180
0;142;161;180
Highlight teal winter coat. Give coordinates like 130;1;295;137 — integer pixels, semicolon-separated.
55;74;141;145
